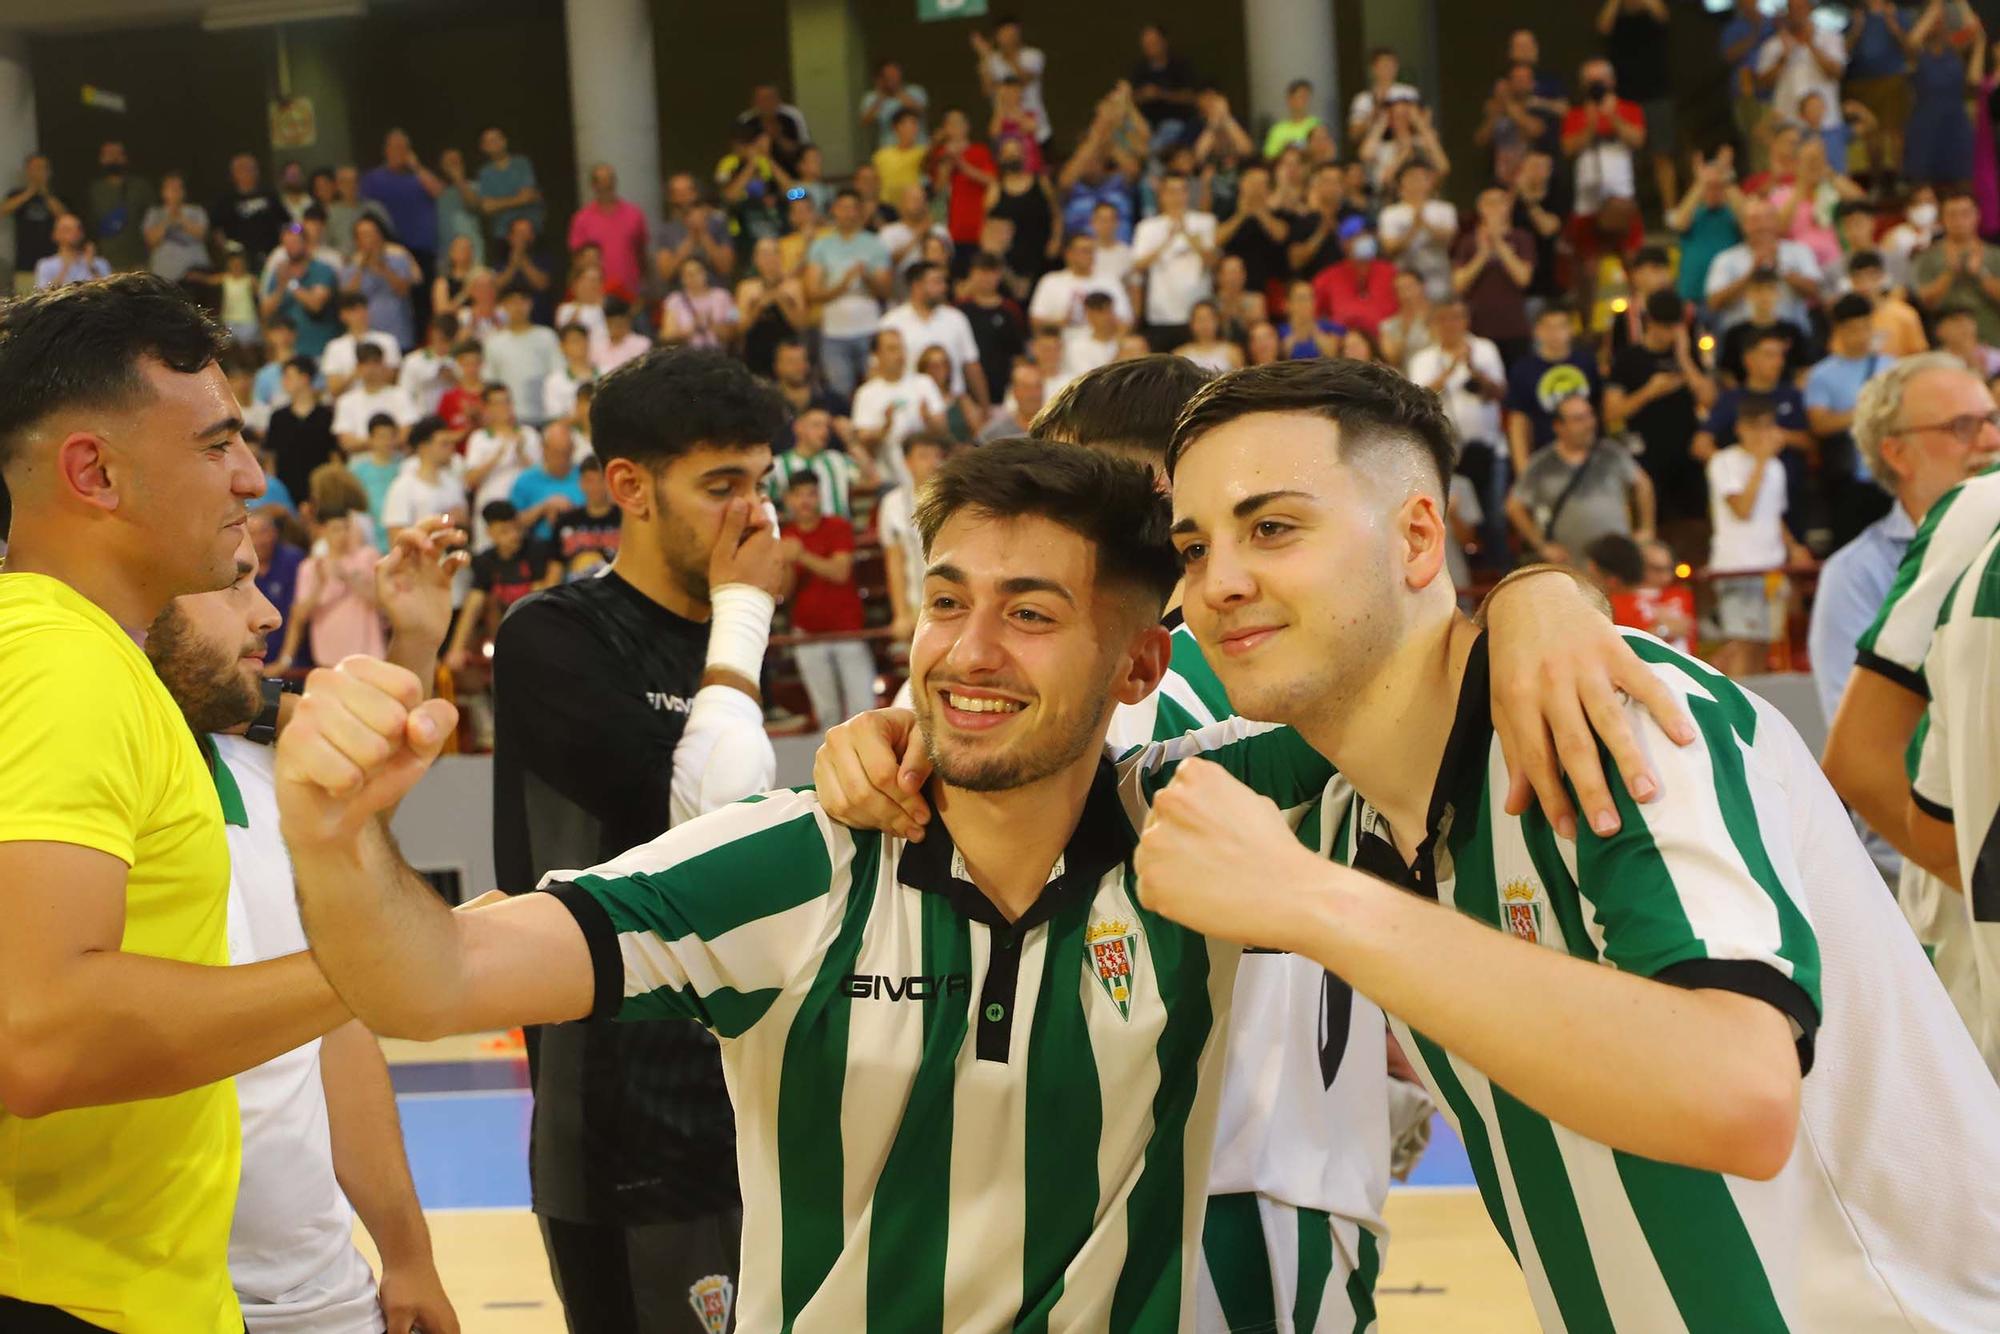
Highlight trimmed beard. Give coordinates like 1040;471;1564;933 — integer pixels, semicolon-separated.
145;604;264;736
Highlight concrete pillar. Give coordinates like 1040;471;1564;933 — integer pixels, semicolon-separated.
1243;0;1338;147
564;0;663;230
0;29;37;275
787;0;867;176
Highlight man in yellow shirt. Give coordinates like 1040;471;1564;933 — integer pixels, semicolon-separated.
0;275;349;1331
872;108;930;202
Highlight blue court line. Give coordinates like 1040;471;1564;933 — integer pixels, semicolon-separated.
391;1058;530;1094
397;1089;1477;1213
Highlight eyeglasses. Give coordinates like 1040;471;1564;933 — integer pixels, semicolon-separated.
1896;411;2000;444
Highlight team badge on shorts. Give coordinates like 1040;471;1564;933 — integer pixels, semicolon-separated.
688;1273;735;1333
1087;917;1142;1019
1501;878;1544;944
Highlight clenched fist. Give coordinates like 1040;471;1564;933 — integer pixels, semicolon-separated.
1134;757;1331;950
275;656;458;847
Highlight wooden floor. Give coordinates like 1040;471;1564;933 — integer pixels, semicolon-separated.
373;1034;1539;1332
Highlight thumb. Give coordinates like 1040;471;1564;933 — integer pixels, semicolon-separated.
405;698;459;761
897;727;931;794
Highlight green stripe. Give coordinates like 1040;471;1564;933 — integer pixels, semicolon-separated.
1015;892;1103;1332
1906;709;1931;784
1111;872;1216;1333
618;980;782;1036
1406;1032;1518;1261
1292;1205;1333;1333
1152;693;1212;743
1518;803;1599;962
1858;480;1963;656
1488;1091;1617;1332
867;894;974;1332
1140;724;1334;810
1167;625;1234;718
777;834;882;1333
1615;1152;1791;1330
1344;1228;1380;1334
1201;1193;1277;1331
1962;533;2000;619
1626;635;1756;742
579;807;833;942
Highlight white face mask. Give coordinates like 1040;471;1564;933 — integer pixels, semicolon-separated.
1351;235;1379;261
1909;202;1939;230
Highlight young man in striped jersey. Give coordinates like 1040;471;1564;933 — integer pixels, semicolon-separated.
1824;359;2000;1074
1137;358;2000;1331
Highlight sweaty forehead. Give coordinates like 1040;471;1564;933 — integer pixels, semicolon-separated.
929;511;1097;593
1171;414;1344;524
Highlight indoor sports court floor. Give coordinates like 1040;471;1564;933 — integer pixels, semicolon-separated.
371;1034;1538;1332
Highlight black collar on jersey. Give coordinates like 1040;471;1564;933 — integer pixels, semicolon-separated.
1352;632;1493;901
898;755;1135;937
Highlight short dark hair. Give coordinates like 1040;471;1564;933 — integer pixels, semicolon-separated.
430;312;459;339
1644;290;1685;325
1630;244;1670;270
409;415;447;449
1286;78;1314;95
906;260;941;287
450;338;483;359
578;455;603;475
603;296;632;320
263;315;295;335
1534;302;1572;325
1849;249;1885;272
285;353;318;378
903;431;950;457
481;499;519;525
366;412;397;433
1167;358;1456;498
481;382;511;402
591;347;785;471
0;275;231;490
969;251;1004;273
1585;532;1645;586
785;471;820;492
891;107;919;127
1033;355;1214;463
338;291;369;312
914;437;1180;613
1747;328;1792;352
559;322;591;341
1081;291;1115;313
1737;392;1779;424
354;342;386;366
1831;292;1874;324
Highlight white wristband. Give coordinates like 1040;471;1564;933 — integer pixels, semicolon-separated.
705;583;776;681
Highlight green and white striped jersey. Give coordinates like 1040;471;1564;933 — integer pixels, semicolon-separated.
1912;523;2000;1075
1853;465;2000;1052
543;720;1333;1334
1321;632;2000;1332
766;447;866;521
1106;613;1391;1256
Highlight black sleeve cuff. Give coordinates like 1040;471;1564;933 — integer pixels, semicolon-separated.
1853;649;1928;700
1911;789;1955;823
544;882;623;1021
1656;958;1821;1077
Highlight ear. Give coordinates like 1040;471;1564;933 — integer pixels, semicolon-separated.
56;431;121;515
1111;621;1173;708
603;458;652;519
1400;490;1450;593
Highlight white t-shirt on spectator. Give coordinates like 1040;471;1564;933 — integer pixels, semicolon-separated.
383;465;469;532
464;425;543;547
877;220;953;278
1060;328;1120;381
1028;269;1133;330
878;302;982;395
1092;241;1135;295
984;48;1052;141
397;347;454;416
332;382;420;441
875;482;924;623
1376;200;1460;302
1349;84;1421;130
1703;240;1825;331
1130;212;1218;326
483;324;564;423
1756;29;1846;128
1707;445;1790;573
542;367;592;424
320;331;402;383
1407;338;1506;446
554;300;609;347
853;372;946;489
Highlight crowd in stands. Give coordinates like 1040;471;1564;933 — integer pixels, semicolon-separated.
10;0;2000;734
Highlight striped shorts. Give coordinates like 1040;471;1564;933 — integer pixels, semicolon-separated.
1195;1192;1383;1334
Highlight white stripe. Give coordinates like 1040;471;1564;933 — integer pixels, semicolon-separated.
537;786;823;887
1866;470;2000;675
614;897;825;1005
1542;1124;1690;1333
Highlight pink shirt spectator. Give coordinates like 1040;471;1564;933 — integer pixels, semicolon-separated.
294;546;386;665
1768;182;1843;271
661;287;739;350
567;200;649;300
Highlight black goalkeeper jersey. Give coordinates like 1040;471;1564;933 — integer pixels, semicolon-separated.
491;570;737;1223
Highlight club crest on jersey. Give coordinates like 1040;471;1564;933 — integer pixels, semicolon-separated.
1502;878;1544;943
1087;917;1142;1019
688;1274;734;1333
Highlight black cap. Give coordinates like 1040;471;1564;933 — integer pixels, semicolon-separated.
1830;292;1874;324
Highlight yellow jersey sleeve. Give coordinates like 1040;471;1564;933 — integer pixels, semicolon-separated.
0;624;152;865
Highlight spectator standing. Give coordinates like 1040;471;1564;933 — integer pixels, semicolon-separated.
332;344;419;453
1283;163;1361;285
1704;197;1825;331
342;214;419;352
1509;151;1567;308
597;299;654;375
1507;394;1656;563
875;434;948;644
778;474;873;728
1130;24;1200;147
978;361;1047;440
324;168;388;258
484;284;563;424
1264;79;1325;159
1029;232;1133;334
212;152;286;266
735;85;811;174
322;294;403;397
860;60;929;151
1407;299;1507;475
432;149;485;269
33;213;110;289
1706;394;1814;675
1806;293;1899;544
1901;0;1978;186
930;108;996;248
1720;0;1780;166
1668;148;1746;306
359;129;443;278
1505;304;1601;475
974;17;1052;146
445;500;552;671
1915;191;2000;343
252;318;297;410
382;417;470;536
956;251;1028;398
873;110;930;203
510;420;587;542
464;385;543;548
1377;270;1435;370
736;239;808;378
878;183;952;285
1059;97;1144;245
1597;0;1677;208
142;172;212;293
1560;59;1646;271
266;355;339;501
1847;249;1931;353
1378;160;1458;303
1062;290;1128;377
3;152;62;297
1346;48;1421;147
344;413;405;541
1607;291;1716;555
1476;62;1554;187
248;511;304;658
653;173;735;284
85;140;151;272
1756;0;1847;140
260;223;340;357
546;455;621;581
1217;166;1290;308
399;313;462;416
851;327;947;487
879;259;988;403
768;336;845;424
542;323;598;423
476;126;545;246
1695;328;1815;540
985;141;1058;285
1312;221;1397;336
1129;173;1216;347
1451;187;1534;360
1844;1;1914;174
1087;200;1136;296
567;164;649;302
273;507;385;672
806;190;893;399
766;405;872;521
1714;268;1813;385
660;261;739;352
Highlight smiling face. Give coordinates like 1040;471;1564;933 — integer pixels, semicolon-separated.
912;512;1164;792
1169;412;1443;731
145;535;280;734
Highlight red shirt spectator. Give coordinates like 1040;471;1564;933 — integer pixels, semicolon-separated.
567;166;650;300
783;512;864;634
1610;586;1696;655
1314;256;1397;336
931;118;998;246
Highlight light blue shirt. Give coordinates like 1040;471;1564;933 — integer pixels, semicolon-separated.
510;465;586;540
1803;352;1891;482
477;154;545;242
1808;501;1916;882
